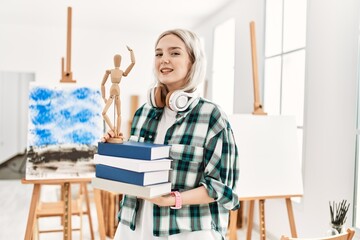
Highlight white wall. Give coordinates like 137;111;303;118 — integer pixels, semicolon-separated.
297;0;358;236
0;72;33;163
196;0;360;238
0;23;160;137
196;0;265;113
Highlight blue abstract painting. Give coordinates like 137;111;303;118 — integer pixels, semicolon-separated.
26;84;103;180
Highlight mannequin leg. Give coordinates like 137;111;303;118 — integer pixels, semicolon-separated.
115;97;121;137
102;96;115;131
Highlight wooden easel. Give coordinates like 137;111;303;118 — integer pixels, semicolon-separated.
228;22;266;239
227;22;301;240
22;6;106;239
228;195;300;240
127;95;139;137
250;21;266;116
60;6;76;83
22;178;106;240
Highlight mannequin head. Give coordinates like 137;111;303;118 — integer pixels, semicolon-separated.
114;54;121;68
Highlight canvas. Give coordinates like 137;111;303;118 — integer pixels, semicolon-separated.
26;83;103;179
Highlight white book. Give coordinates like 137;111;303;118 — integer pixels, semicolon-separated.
93;154;172;172
92;177;172;199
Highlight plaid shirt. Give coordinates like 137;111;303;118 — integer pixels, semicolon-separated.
118;98;240;239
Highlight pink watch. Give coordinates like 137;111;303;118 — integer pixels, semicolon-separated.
170;191;182;209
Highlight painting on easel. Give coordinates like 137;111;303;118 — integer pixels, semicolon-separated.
25;83;103;180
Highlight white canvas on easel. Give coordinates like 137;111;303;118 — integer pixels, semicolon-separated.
225;21;302;240
228;114;303;199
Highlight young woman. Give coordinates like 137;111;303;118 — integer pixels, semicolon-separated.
106;29;240;240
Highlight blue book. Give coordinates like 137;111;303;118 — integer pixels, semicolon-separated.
95;164;170;186
98;141;171;160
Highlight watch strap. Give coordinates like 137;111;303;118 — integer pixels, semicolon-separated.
170;191;182;209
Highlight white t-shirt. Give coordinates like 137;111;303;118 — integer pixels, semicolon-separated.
113;107;221;240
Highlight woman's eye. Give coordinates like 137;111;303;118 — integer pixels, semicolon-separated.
171;52;180;56
155;53;163;57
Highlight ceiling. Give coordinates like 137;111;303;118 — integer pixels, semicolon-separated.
0;0;234;32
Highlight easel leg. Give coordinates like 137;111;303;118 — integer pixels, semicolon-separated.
228;208;238;240
63;182;72;240
246;200;255;240
25;183;41;240
94;188;106;240
83;183;95;240
34;218;39;240
79;195;83;240
259;199;266;240
285;198;297;237
237;201;244;228
109;193;115;238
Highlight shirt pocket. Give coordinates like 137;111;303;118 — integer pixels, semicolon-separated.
169;144;205;190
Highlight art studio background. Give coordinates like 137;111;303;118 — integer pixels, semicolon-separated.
0;0;359;239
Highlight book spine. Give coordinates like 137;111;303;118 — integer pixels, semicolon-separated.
96;164;145;186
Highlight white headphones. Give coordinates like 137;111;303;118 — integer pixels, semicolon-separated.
147;85;198;112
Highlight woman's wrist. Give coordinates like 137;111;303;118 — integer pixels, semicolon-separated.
146;195;175;207
167;195;176;207
162;194;176;207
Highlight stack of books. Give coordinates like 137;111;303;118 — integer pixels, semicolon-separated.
92;141;172;199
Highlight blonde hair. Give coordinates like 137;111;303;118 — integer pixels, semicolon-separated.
153;29;206;92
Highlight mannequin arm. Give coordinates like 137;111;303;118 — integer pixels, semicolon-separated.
123;46;135;76
101;70;111;102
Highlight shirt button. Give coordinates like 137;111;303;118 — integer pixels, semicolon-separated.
149;135;153;139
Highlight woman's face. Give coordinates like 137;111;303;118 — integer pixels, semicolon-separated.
155;34;192;92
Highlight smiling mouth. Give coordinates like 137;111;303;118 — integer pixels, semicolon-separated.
160;68;173;73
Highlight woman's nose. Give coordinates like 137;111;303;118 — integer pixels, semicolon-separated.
161;57;169;64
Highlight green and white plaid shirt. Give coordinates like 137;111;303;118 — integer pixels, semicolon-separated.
118;98;240;239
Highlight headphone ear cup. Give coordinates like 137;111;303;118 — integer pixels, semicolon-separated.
154;87;164;108
153;85;168;108
167;90;195;112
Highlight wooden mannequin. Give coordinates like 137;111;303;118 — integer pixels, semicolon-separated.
101;46;135;143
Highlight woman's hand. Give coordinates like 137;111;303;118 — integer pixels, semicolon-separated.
143;194;175;207
143;186;214;207
100;130;115;142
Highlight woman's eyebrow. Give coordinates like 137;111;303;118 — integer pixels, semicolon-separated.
155;46;183;51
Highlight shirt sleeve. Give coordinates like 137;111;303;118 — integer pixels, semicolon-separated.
200;122;240;210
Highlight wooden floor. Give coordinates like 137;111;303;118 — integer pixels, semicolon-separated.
0;179;263;240
0;180;107;239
